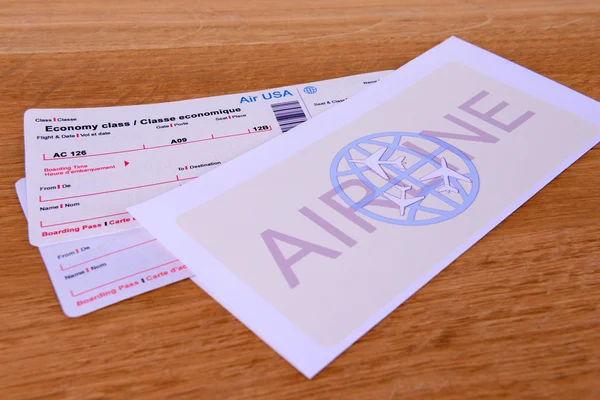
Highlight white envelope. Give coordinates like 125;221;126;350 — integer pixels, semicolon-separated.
129;37;600;378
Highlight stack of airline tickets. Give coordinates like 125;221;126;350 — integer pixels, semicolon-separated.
18;37;600;378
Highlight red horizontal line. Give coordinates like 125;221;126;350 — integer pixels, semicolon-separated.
70;260;180;297
60;239;157;271
40;211;130;228
215;128;272;138
42;127;272;161
144;136;214;150
43;147;145;161
218;131;265;140
39;175;197;203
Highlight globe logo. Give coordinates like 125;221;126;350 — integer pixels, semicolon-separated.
303;86;318;94
330;132;479;226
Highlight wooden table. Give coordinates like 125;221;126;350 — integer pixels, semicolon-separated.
1;1;598;398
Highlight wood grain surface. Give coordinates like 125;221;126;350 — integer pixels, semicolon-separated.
1;1;599;398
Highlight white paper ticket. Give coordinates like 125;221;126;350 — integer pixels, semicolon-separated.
25;71;392;246
16;178;192;317
18;71;391;316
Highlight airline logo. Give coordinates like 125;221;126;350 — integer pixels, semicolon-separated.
330;132;479;226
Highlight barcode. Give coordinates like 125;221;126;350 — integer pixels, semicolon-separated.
270;101;308;133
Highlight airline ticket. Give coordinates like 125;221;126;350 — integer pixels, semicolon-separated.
19;71;391;316
16;178;190;317
25;71;392;246
129;37;600;378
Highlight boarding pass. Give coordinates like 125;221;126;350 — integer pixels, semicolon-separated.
18;71;391;316
25;71;392;246
16;178;190;317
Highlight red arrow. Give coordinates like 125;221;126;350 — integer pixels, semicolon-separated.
124;160;129;166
